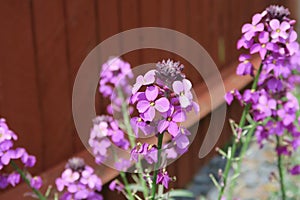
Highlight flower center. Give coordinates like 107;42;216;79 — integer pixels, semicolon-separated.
150;102;155;106
243;60;249;64
167;117;172;121
261;44;266;48
276;29;281;33
138;117;142;122
180;91;184;96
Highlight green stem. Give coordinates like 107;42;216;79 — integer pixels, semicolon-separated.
120;171;134;200
10;161;46;200
218;64;262;200
227;123;256;199
151;133;164;200
276;136;286;200
117;88;149;198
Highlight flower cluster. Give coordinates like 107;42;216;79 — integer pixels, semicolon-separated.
56;157;103;200
99;57;133;115
131;59;199;138
226;5;300;175
130;59;199;188
89;115;129;164
0;118;41;189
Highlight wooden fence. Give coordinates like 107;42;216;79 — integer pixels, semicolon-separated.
0;0;294;199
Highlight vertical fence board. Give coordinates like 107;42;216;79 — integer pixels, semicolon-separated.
0;0;43;172
64;0;98;152
31;0;74;170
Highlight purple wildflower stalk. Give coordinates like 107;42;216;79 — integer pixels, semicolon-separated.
10;161;46;200
219;4;300;200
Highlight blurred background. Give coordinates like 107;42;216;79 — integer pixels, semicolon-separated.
0;0;298;198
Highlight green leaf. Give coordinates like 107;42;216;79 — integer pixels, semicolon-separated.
127;184;145;192
167;189;194;198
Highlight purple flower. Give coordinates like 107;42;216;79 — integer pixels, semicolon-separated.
99;57;133;97
109;180;124;192
136;86;170;121
156;170;172;189
242;13;264;40
7;172;20;187
114;159;131;171
80;166;102;191
132;70;156;94
224;89;243;105
250;31;278;59
56;157;103;200
130;143;158;165
174;133;190;150
130;117;155;137
254;95;277;119
172;79;193;108
0;174;8;189
289;165;300;175
232;5;300;176
285;30;299;55
30;176;42;189
269;19;290;40
236;54;253;76
157;107;186;136
237;36;254;49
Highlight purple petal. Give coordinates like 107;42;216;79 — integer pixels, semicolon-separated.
289;165;300;175
258;31;269;43
172;111;186;122
143;70;156;84
250;43;261;54
183;79;192;92
168;122;179;137
224;92;234;105
179;95;190;108
244;31;255;41
238;54;251;61
158;120;169;133
259;48;267;60
137;100;150;113
176;134;189;149
172;81;184;94
236;63;246;75
256;23;264;32
270;19;280;30
242;23;252;33
155;97;170;112
289;30;298;42
145;86;158;101
280;21;290;31
143;107;156;121
132;76;143;94
252;13;262;25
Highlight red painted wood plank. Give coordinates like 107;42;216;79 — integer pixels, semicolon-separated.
0;0;43;173
63;0;98;152
32;0;74;169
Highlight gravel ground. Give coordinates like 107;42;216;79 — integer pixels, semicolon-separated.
176;142;300;200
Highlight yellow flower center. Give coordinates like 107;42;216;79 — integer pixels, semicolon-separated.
276;29;281;33
150;102;155;106
261;44;266;48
